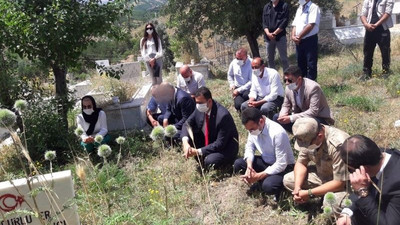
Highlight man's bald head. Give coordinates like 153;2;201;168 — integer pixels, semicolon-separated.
235;48;248;61
179;65;192;78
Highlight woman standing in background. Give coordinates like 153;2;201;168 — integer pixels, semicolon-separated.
140;23;163;85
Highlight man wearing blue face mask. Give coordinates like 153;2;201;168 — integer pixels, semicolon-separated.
283;118;349;215
292;0;320;80
227;48;252;112
274;65;333;133
240;57;284;119
233;107;295;199
181;87;239;170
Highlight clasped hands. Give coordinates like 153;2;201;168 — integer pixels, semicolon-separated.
182;141;199;159
247;99;263;108
292;187;310;204
240;167;262;185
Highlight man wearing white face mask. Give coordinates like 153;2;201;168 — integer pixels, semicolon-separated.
177;65;206;98
274;65;333;133
240;57;284;119
291;0;320;80
181;87;238;170
227;48;252;112
233;108;295;199
283;118;349;215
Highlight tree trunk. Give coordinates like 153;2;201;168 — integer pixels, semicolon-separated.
52;65;69;130
245;32;260;58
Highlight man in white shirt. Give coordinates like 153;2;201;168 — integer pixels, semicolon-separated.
177;65;206;98
234;107;295;199
241;57;284;119
291;0;320;80
227;48;252;112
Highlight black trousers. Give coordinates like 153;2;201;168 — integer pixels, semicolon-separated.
233;156;294;195
234;89;250;111
363;26;391;75
296;34;318;81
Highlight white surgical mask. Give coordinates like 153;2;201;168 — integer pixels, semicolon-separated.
287;83;297;91
237;59;244;66
196;103;209;113
184;77;191;82
299;0;306;5
250;129;262;136
83;109;94;115
252;69;262;77
308;142;322;150
146;29;153;35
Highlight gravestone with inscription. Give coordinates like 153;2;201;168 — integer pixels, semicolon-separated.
0;170;79;225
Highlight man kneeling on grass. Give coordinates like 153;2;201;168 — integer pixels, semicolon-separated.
283;117;349;214
181;87;239;171
234;108;295;200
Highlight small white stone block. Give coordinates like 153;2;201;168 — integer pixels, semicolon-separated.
0;170;80;225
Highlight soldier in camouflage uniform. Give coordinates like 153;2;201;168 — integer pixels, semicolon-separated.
283;117;349;214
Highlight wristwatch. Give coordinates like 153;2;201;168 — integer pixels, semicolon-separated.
308;189;315;198
356;187;369;198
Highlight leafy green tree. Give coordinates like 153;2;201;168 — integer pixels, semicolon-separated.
165;0;342;57
0;0;133;127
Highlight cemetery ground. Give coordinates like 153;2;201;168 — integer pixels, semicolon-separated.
2;37;400;225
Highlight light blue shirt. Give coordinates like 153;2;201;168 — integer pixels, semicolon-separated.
227;57;252;93
292;1;321;39
244;116;295;175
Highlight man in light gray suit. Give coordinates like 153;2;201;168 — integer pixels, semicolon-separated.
273;65;333;133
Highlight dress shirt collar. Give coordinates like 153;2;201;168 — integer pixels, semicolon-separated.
375;152;391;180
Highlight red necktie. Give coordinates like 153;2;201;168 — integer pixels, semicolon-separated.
205;114;209;146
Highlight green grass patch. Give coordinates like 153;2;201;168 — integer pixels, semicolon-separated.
322;84;351;99
339;96;379;112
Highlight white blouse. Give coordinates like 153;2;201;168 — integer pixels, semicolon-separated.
140;37;163;62
76;110;108;140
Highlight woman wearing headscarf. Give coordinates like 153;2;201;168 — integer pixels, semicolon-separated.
140;22;163;85
76;95;110;152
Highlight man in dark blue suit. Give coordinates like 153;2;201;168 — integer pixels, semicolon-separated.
337;135;400;225
153;82;195;138
181;87;239;170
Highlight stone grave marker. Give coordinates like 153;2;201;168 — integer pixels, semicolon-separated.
0;170;80;225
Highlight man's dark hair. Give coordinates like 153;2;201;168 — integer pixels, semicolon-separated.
284;65;303;78
195;87;212;100
339;135;382;169
241;108;262;125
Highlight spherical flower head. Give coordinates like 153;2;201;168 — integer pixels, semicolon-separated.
164;125;177;138
150;126;165;141
324;192;336;205
98;144;112;158
94;135;103;143
14;100;28;112
44;150;56;161
75;127;84;136
116;136;126;145
343;198;352;207
323;206;333;215
0;109;16;128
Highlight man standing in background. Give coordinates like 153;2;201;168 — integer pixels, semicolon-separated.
360;0;393;80
291;0;320;80
263;0;289;71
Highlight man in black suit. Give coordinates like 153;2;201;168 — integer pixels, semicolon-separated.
181;87;239;170
337;135;400;225
153;82;195;138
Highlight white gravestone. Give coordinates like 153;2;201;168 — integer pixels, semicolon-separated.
0;170;80;225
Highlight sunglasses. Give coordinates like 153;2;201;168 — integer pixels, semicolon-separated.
283;79;294;83
146;28;153;31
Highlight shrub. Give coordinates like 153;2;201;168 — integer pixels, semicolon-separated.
23;99;79;163
339;96;379;112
